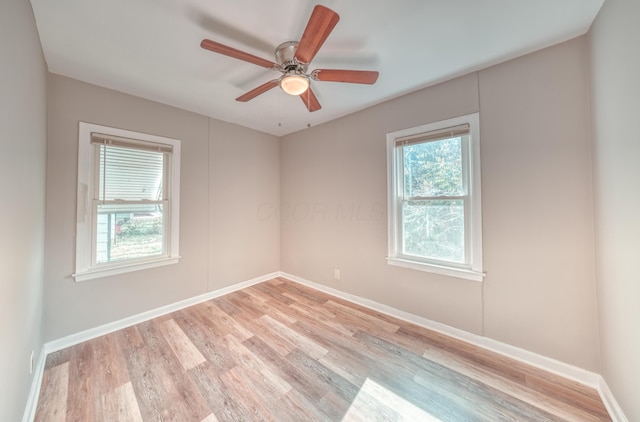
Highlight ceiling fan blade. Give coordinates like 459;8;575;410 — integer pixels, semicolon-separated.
299;87;321;112
201;39;277;69
313;69;379;84
294;5;340;64
236;80;279;102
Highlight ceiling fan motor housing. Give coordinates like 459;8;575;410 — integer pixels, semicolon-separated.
276;41;308;73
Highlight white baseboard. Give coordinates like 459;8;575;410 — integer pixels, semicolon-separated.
44;272;278;354
281;272;630;421
23;270;628;422
598;377;629;422
21;271;278;422
21;347;47;422
280;271;600;387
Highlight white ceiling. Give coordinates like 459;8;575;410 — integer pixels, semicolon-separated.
30;0;604;136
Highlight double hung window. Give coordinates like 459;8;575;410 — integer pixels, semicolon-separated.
387;113;483;281
75;122;181;281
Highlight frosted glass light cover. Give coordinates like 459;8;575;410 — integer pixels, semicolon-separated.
280;75;309;95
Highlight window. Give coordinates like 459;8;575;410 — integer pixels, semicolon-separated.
74;122;181;281
386;113;483;281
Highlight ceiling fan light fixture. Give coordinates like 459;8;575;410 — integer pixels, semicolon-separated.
200;6;377;112
280;74;309;96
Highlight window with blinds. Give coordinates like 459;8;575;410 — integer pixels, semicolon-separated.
92;135;171;264
386;113;484;281
75;123;181;281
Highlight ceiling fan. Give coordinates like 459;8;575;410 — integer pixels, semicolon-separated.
200;4;379;112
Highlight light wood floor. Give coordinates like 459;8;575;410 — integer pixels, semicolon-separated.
34;277;611;421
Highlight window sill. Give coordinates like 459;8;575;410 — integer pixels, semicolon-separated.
386;257;484;282
73;256;180;282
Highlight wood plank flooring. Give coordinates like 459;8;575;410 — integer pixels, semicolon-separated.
34;278;612;421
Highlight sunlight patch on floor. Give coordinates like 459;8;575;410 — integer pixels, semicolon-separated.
342;378;443;421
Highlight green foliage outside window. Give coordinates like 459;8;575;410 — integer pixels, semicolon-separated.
402;137;465;263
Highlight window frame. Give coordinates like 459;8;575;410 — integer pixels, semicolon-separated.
386;113;484;281
74;122;181;282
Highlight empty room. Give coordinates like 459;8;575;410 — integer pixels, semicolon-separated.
1;0;638;420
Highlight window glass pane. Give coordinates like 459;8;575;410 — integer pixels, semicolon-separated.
403;137;463;197
95;203;164;264
402;199;464;263
98;145;164;201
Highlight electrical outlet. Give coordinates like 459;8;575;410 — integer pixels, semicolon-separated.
30;350;34;374
334;269;341;280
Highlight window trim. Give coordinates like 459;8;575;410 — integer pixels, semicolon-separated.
74;122;181;282
386;113;484;282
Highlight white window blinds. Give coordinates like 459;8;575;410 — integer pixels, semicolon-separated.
91;133;170;203
394;124;470;147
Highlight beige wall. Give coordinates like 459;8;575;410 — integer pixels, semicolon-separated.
479;37;599;370
281;74;484;334
281;37;600;371
589;0;640;419
44;74;280;341
0;0;47;420
208;121;280;288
